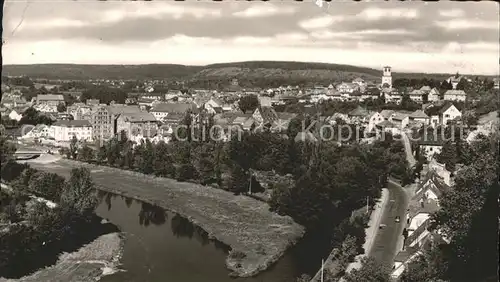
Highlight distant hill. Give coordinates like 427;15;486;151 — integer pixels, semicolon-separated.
2;61;492;86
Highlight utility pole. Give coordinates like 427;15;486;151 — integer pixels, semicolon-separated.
320;259;324;282
366;196;369;214
248;169;252;194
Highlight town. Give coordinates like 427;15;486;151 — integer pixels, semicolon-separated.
1;1;499;282
1;63;498;282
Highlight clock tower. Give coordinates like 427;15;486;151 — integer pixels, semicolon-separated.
381;66;392;89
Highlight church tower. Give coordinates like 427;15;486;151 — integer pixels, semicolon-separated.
381;66;392;89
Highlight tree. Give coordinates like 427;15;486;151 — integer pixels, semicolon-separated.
226;163;249;194
77;144;95;162
343;256;391;282
69;135;78;159
60;167;97;217
0;133;16;170
152;141;175;177
238;94;259;113
57;103;67;113
28;172;66;201
18;107;53;125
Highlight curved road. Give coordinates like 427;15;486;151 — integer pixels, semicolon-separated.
368;179;408;267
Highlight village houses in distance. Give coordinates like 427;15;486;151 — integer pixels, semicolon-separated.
1;65;499;280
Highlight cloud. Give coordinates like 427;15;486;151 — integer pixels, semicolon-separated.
358;8;419;21
435;19;497;30
233;4;296;18
298;15;344;29
439;9;465;17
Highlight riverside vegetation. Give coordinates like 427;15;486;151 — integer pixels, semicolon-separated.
58;112;413;280
0;133;120;280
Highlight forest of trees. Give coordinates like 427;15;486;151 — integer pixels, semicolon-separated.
0;130;103;277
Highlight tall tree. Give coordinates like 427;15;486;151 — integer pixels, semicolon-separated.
343;256;391;282
238;94;259;113
60;167;98;217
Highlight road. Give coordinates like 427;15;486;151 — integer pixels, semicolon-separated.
368;179;409;267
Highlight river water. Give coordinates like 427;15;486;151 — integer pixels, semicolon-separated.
95;191;331;282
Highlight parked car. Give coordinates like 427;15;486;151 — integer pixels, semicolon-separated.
395;216;401;223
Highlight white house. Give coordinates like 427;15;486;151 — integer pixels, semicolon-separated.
382;88;402;104
390;112;410;129
8;109;23;121
409;89;425;103
336;82;359;94
367;112;385;132
443;90;466;102
427;88;441;102
427;159;452;186
50;120;93;142
150;103;194;121
425;102;462;126
352;77;366;87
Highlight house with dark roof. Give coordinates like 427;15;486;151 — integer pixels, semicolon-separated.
116;112;158;138
252;106;279;127
347;106;371;124
427;87;441;102
424;102;461;126
417;132;445;161
150;103;195;121
50;120;93;142
409;110;430;125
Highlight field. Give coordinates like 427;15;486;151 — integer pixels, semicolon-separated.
24;157;305;278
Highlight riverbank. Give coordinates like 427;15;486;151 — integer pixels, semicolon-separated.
0;233;123;282
24;158;306;278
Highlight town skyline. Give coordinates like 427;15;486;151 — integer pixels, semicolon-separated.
3;1;499;75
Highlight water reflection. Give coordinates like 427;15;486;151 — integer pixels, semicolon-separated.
95;190;327;282
138;202;166;227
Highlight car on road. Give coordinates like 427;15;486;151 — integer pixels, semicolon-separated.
395;216;400;223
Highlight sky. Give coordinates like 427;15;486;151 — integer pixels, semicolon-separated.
2;1;499;74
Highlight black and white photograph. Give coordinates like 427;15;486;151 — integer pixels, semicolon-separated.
1;1;499;282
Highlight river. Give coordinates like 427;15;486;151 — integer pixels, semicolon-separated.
95;191;331;282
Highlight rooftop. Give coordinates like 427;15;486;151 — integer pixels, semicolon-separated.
119;112;157;123
52;120;91;127
151;102;195;113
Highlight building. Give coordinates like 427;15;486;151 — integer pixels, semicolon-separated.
381;66;392;89
150;103;195;121
336;82;359;94
367;112;385;132
409;110;430;125
425;102;462;126
352;77;366;87
443;90;466;102
8;109;23;121
408;89;425;103
427;88;441;102
418;134;444;161
33;94;65;112
50;120;93;142
116;112;158;138
348;106;371;124
447;74;462;90
91;104;142;139
382;88;401;104
390;112;410;129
